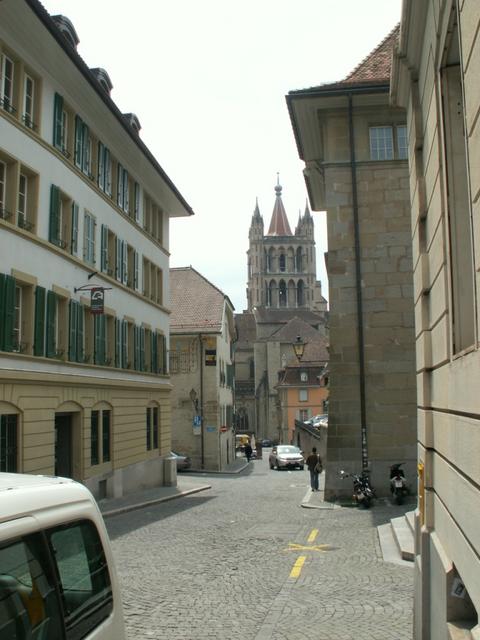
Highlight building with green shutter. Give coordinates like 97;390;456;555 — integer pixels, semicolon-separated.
0;1;193;498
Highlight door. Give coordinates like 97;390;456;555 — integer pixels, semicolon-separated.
55;413;72;477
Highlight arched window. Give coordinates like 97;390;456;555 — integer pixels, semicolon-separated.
296;247;303;272
279;280;287;307
297;280;305;306
279;253;286;272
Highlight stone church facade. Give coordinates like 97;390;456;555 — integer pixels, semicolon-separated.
235;181;328;442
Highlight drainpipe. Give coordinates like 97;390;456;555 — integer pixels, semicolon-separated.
348;93;368;473
199;334;205;469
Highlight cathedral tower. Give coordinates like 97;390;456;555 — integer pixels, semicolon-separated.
247;178;322;312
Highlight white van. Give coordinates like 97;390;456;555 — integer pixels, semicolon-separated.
0;472;125;639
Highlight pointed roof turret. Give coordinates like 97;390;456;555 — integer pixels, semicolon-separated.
252;197;262;221
304;199;312;219
267;175;292;236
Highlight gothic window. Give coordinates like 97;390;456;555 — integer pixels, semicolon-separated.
279;253;286;272
279;280;287;307
297;280;305;306
296;247;303;272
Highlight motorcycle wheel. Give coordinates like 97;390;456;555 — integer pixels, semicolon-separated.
394;489;404;505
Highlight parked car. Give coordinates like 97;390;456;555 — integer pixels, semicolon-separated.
171;451;191;471
304;414;328;428
269;445;304;470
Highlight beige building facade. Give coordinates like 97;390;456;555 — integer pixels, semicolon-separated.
392;1;480;637
287;29;417;498
0;1;192;498
169;267;236;470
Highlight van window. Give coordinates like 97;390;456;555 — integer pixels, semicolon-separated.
48;520;113;640
0;533;63;639
0;520;112;640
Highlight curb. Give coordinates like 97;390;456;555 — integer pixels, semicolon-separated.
100;484;212;519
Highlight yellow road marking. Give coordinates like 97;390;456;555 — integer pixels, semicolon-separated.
285;542;331;552
307;529;318;543
290;555;306;578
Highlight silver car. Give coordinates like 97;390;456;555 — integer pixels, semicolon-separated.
269;445;304;470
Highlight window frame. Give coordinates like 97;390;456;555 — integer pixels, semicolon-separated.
83;211;96;265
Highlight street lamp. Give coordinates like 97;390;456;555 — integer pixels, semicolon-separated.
293;335;306;362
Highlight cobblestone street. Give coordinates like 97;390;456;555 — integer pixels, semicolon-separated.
106;454;414;639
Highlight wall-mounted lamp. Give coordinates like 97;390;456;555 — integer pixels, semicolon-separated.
293;335;306;362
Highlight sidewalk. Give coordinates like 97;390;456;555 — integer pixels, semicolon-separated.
300;471;338;509
98;456;249;519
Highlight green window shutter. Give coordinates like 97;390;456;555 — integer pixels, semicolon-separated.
146;407;152;451
34;286;46;356
102;410;111;463
100;225;108;272
94;315;105;365
121;241;128;285
0;274;14;351
71;203;78;254
140;327;145;371
123;168;129;212
133;326;139;371
160;334;167;374
115;318;121;367
115;237;122;281
121;320;128;368
101;315;106;365
117;164;123;207
82;123;90;175
49;185;60;245
68;299;78;361
74;115;83;168
46;290;57;358
91;410;99;466
77;304;84;362
0;273;6;349
153;407;158;449
134;251;139;290
104;148;112;196
53;93;63;149
151;330;158;373
97;142;105;189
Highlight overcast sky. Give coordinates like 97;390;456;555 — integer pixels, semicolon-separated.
42;0;402;312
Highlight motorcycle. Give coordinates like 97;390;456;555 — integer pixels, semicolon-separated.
390;462;408;504
340;470;376;508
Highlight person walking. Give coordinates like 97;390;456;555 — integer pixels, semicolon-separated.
244;441;253;463
306;446;322;491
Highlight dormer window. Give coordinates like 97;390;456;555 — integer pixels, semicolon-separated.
51;15;80;49
300;371;308;382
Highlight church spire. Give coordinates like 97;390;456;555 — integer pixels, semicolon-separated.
266;174;292;236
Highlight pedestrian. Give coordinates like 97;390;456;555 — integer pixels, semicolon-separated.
306;446;322;491
244;441;253;462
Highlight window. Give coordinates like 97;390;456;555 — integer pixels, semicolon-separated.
74;115;91;175
279;254;286;272
0;160;5;217
146;406;159;451
47;520;113;637
299;409;309;422
1;53;14;114
68;300;84;362
0;521;112;640
0;414;17;471
116;164;129;213
299;389;308;402
53;93;70;156
97;142;112;196
22;73;35;129
133;182;141;223
46;290;58;358
279;280;287;307
94;314;107;365
83;212;96;264
369;126;394;160
300;371;308;382
49;185;77;250
90;408;111;465
91;410;99;466
33;285;46;356
369;125;407;161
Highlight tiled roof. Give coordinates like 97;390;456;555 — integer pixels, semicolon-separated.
270;317;329;363
254;307;326;329
278;365;326;387
169;267;230;333
266;182;292;237
234;312;257;348
342;24;399;85
288;24;399;96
